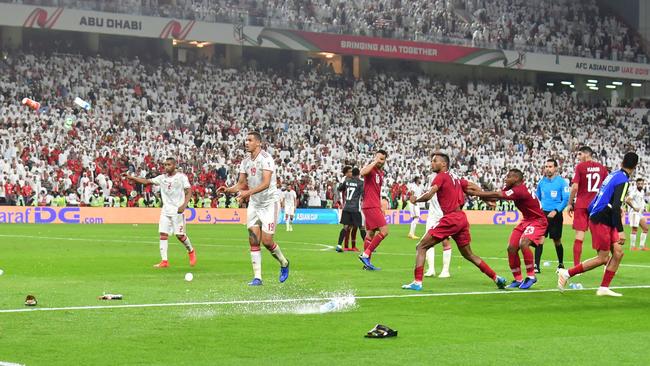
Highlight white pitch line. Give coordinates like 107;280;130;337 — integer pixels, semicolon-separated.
2;285;649;314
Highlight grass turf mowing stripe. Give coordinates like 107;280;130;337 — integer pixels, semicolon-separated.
2;285;649;314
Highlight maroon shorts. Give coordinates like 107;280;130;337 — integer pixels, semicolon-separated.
509;219;548;248
362;207;386;231
572;208;590;231
428;211;471;247
589;221;619;251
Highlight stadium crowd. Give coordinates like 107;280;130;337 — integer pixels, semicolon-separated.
4;0;647;63
0;50;649;209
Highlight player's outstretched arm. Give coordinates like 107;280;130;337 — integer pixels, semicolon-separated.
218;173;247;195
467;187;504;200
413;184;440;203
123;173;153;185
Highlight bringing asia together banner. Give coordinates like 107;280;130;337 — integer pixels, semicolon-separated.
7;207;649;226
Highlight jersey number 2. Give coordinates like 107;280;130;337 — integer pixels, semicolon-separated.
586;173;601;193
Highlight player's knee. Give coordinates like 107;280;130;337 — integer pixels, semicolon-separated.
507;245;518;254
176;235;187;242
631;228;638;234
159;233;169;240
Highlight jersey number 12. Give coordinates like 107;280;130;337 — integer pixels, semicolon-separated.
586;173;601;193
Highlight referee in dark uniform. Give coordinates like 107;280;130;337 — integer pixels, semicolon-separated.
535;159;570;272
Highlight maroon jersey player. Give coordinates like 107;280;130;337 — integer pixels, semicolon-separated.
358;149;389;270
468;169;548;290
567;146;608;266
402;153;506;291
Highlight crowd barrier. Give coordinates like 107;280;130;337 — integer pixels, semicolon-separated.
0;207;647;225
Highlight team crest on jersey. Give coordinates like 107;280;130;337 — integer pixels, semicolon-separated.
505;189;514;196
375;175;380;184
251;167;257;175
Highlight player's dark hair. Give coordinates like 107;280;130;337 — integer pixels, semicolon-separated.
413;177;421;183
247;131;263;142
637;178;644;183
165;157;176;163
578;146;593;155
546;159;558;167
342;166;352;174
434;153;450;166
376;149;388;158
622;152;639;170
509;169;524;181
352;168;360;177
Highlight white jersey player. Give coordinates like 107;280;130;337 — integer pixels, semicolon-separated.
424;172;452;278
407;177;425;239
125;158;196;268
218;131;290;286
282;186;298;231
626;178;648;250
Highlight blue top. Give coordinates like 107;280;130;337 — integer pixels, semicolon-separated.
535;175;570;212
588;169;630;230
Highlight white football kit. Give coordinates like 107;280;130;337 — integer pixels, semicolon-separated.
284;189;297;216
408;182;425;217
239;150;280;234
628;186;646;227
151;172;191;235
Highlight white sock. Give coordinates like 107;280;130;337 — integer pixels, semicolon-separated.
286;221;290;230
160;239;168;261
425;247;435;273
409;219;418;236
270;244;289;267
442;248;452;273
641;232;647;248
251;250;262;279
179;236;193;252
630;233;637;248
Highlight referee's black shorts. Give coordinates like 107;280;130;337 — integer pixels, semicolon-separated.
543;210;563;240
340;210;363;227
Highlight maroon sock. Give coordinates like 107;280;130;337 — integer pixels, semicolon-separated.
477;260;497;281
568;263;584;277
363;236;372;251
364;232;385;257
508;251;523;281
522;247;535;277
573;240;583;266
343;228;350;248
415;266;424;282
600;269;616;287
351;227;358;247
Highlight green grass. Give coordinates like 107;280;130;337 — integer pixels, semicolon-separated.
0;223;649;365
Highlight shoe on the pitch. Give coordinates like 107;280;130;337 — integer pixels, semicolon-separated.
248;278;263;286
534;264;541;274
642;247;649;251
557;263;565;269
557;268;570;291
519;277;537;290
495;276;507;289
335;245;343;253
279;262;290;283
188;250;197;267
424;271;436;277
401;282;422;291
154;260;169;268
596;287;622;297
438;271;450;278
507;280;522;289
631;246;639;251
358;255;380;270
350;247;360;252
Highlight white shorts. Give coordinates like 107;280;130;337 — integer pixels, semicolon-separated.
425;212;443;232
629;211;642;227
285;206;295;216
248;201;280;234
159;213;186;236
409;203;422;217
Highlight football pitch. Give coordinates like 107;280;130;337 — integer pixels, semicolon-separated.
1;223;649;365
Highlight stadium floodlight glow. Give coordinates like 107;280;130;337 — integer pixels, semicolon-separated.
561;81;572;85
586;83;596;87
546;82;554;86
605;85;616;89
631;83;642;87
588;79;598;83
319;52;336;59
612;81;623;86
588;86;599;90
